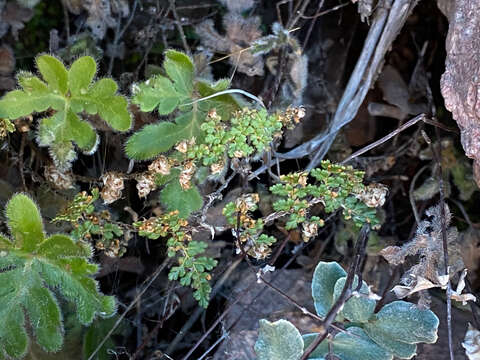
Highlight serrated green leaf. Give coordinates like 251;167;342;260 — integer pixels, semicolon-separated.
160;181;203;218
133;76;180;114
0;194;117;358
0;85;63;119
311;262;347;318
36;55;68;95
37;234;92;258
0;55;131;170
69;56;97;96
24;279;63;352
164;49;194;97
126;105;204;160
6;193;44;252
0;306;28;359
255;319;304;360
125;122;184;160
65;110;97;151
303;327;393;360
333;276;376;323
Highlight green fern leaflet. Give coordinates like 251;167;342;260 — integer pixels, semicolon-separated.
0;194;116;359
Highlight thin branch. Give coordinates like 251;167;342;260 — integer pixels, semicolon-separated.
169;0;191;56
422;129;454;360
184;88;266;108
341;113;426;164
87;258;171;360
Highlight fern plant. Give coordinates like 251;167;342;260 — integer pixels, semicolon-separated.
133;210;217;308
255;261;439;360
223;161;383;259
125;49;242;218
53;188;127;257
0;55;131;170
0;194;116;359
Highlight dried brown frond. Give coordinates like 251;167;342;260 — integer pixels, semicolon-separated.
380;203;463;289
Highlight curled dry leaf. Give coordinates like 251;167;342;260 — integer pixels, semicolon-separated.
44;165;74;190
463;323;480;360
0;1;33;40
63;0;129;39
195;13;264;76
381;203;464;297
450;269;476;305
100;172;124;204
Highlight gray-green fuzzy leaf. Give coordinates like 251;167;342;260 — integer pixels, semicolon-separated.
255;319;304;360
363;301;439;358
303;327;393;360
311;261;347;318
333;276;376;323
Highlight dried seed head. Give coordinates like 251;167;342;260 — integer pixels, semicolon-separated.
179;161;196;190
210;161;225;175
302;221;319;242
355;183;388;208
44;164;74;190
175;140;189;154
148;155;171;175
100;172;124;204
136;173;156;198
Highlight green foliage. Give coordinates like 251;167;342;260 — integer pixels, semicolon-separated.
303;327;392;360
223;193;277;259
223;161;382;260
53;189;127;257
126;49;244;218
187;107;289;165
255;261;439;360
271;161;381;231
309;261;438;359
0;55;131;170
125;50;239;161
255;319;304;360
83;316;125;360
159;180;203;218
134;211;217;308
0;194;116;359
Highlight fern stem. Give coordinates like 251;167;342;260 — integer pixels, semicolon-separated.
184;89;266;108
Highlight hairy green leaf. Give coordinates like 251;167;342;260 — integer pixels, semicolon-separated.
125;122;185;160
160;181;203;218
255;319;303;360
0;55;131;170
0;194;116;359
126;49;241;162
163;49;194;97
